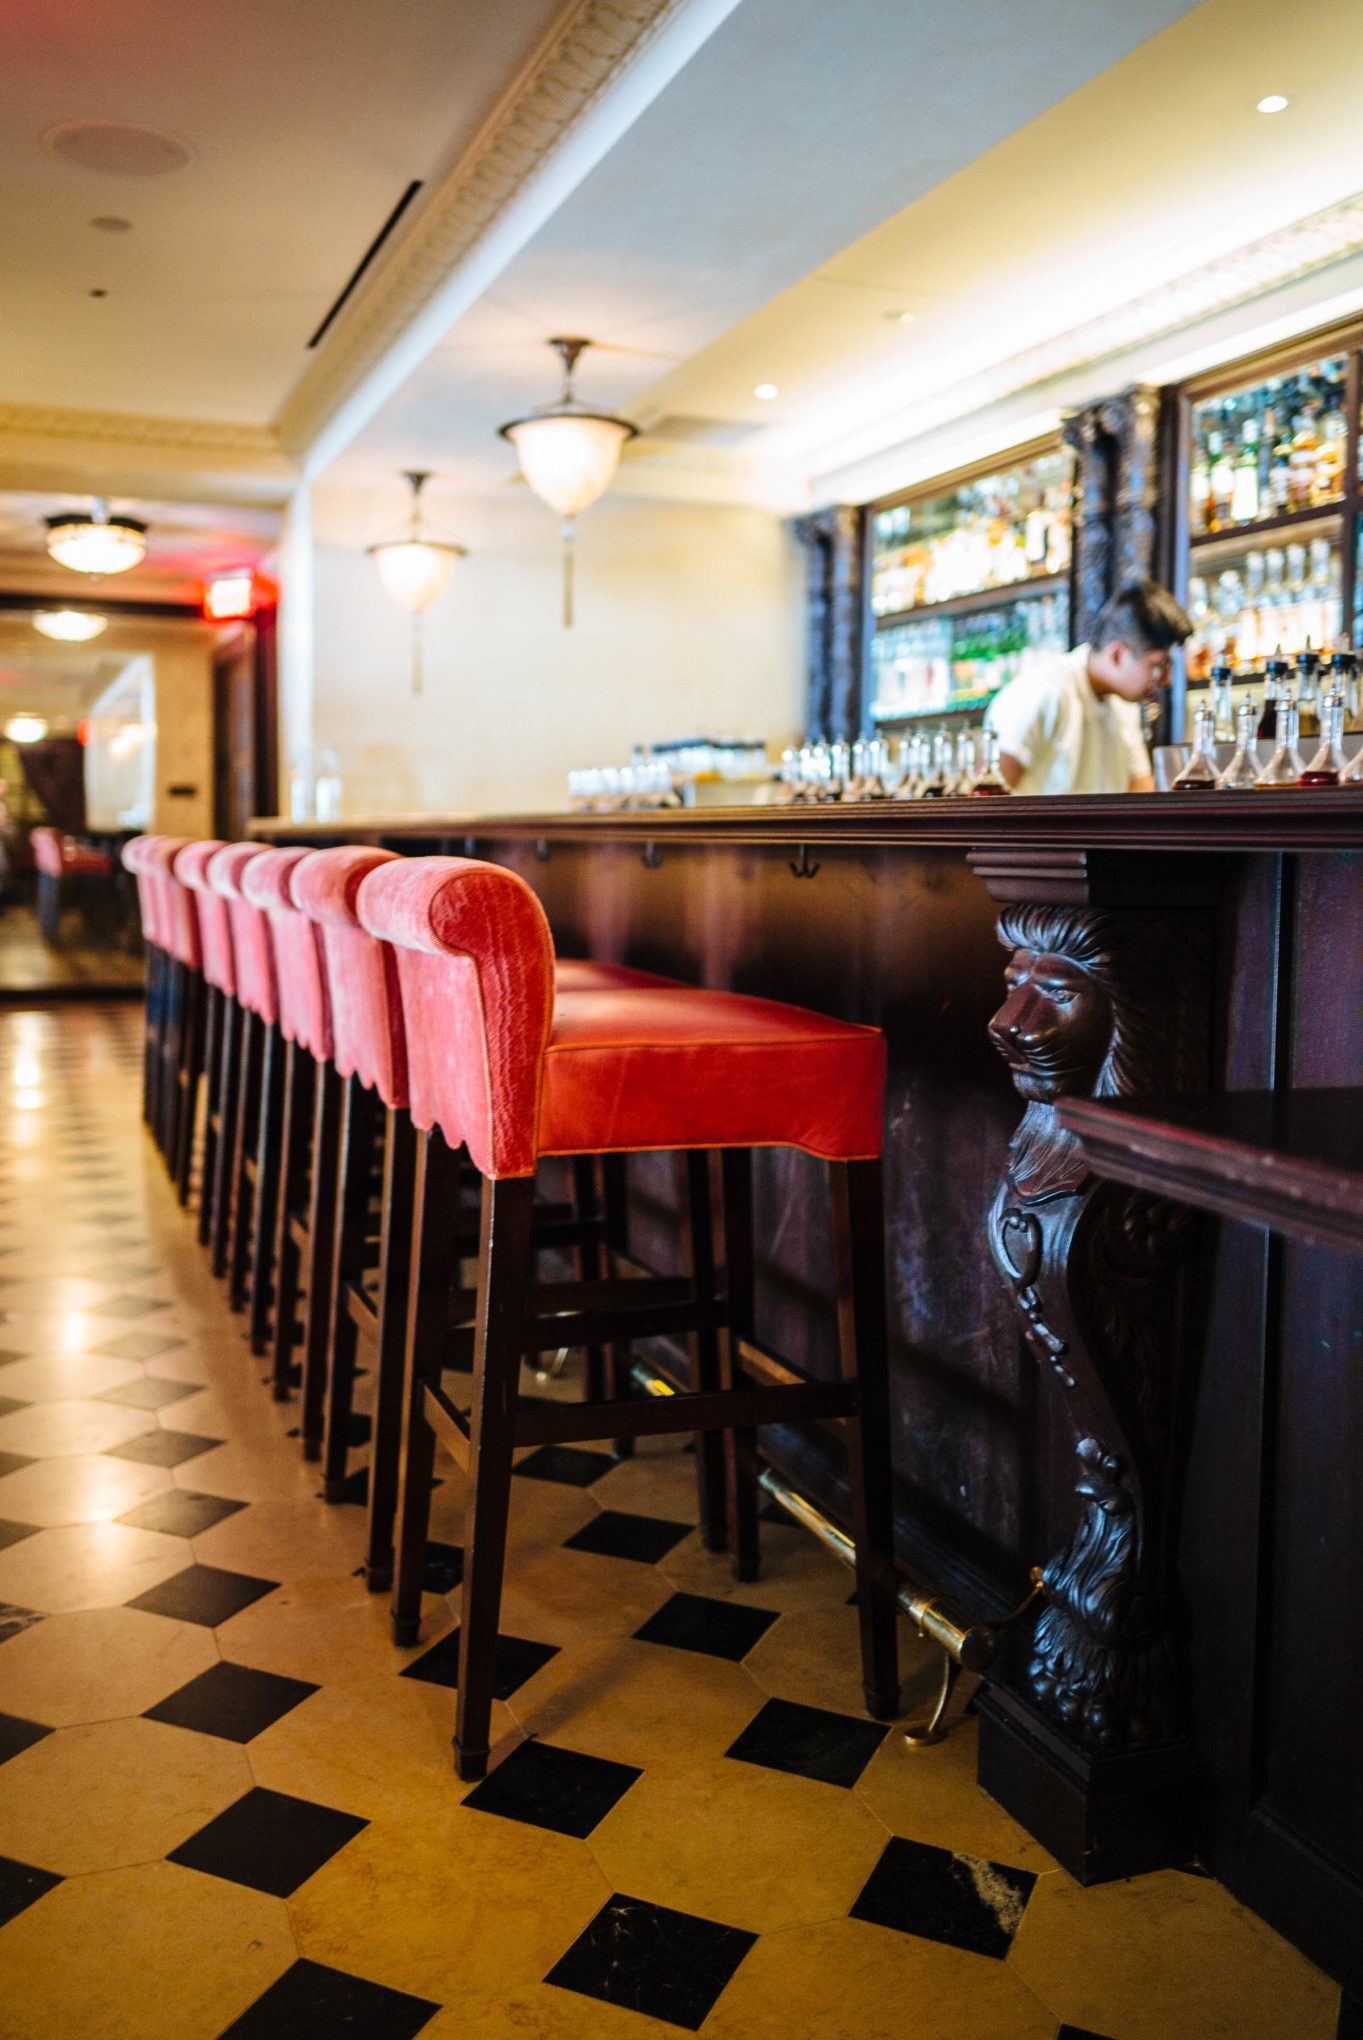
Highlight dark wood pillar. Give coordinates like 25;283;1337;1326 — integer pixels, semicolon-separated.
967;841;1215;1884
793;505;864;741
1063;386;1162;644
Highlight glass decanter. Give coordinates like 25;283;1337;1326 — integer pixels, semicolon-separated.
1254;696;1307;787
950;729;977;796
918;728;954;798
1172;706;1220;791
1300;692;1349;786
1217;701;1262;790
969;728;1012;796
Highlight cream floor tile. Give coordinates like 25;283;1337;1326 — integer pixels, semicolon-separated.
0;1450;171;1526
0;1715;251;1873
0;1276;127;1314
1007;1864;1339;2040
216;1572;453;1685
509;1634;765;1773
0;1310;106;1357
0;1859;295;2040
192;1494;369;1580
421;1985;678;2037
590;1439;706;1518
0;1604;218;1724
0;1396;151;1457
0;1520;189;1613
170;1436;325;1502
705;1914;1057;2040
660;1517;859;1616
0;1350;145;1401
289;1808;611;2005
496;1542;676;1648
854;1715;1057;1875
742;1600;931;1716
588;1754;889;1935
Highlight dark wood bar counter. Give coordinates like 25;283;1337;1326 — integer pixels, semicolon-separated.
253;791;1363;1991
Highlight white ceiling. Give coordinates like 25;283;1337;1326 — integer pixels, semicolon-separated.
0;0;571;420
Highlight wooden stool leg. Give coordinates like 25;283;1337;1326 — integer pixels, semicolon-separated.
247;1023;288;1356
365;1108;416;1587
211;998;243;1278
269;1049;315;1401
571;1156;607;1402
719;1147;761;1582
37;869;59;942
158;960;185;1163
391;1127;463;1645
830;1158;900;1720
455;1172;536;1782
600;1154;634;1459
680;1149;727;1551
295;1059;340;1446
174;974;206;1206
229;1012;264;1312
320;1077;377;1493
197;987;223;1246
142;947;162;1127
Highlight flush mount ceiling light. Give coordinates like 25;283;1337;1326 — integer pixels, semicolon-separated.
46;499;147;576
754;383;779;400
367;471;466;693
33;609;107;642
498;338;637;626
1256;94;1290;113
42;119;192;177
5;714;48;745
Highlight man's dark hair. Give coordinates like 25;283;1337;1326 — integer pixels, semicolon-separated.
1092;579;1192;653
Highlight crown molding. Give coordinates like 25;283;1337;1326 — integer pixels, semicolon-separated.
274;0;723;469
0;402;279;456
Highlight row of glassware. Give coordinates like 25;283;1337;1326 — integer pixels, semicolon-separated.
1174;692;1361;790
778;731;1010;802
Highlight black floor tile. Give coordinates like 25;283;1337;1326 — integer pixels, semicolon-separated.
725;1696;887;1789
401;1628;559;1699
93;1332;187;1362
86;1294;171;1319
117;1491;247;1537
1337;1999;1363;2040
169;1786;367;1898
0;1397;28;1419
220;1959;438;2040
464;1739;640;1839
514;1444;615;1487
126;1563;277;1626
0;1713;52;1766
563;1509;692;1565
545;1891;755;2031
850;1835;1037;1959
87;1262;164;1285
105;1428;222;1468
1057;2026;1117;2040
421;1539;463;1593
98;1376;198;1411
0;1519;38;1553
144;1662;319;1743
0;1453;34;1481
0;1604;42;1647
0;1853;61;1929
634;1591;779;1663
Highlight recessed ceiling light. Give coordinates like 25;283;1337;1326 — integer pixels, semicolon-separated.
42;119;192;176
1256;94;1290;113
754;383;779;401
33;610;107;642
89;215;131;232
883;310;918;325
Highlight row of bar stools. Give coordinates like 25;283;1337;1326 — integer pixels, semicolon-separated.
358;854;900;1780
122;837;168;1132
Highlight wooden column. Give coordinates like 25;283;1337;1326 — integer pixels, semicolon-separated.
1063;385;1162;644
793;505;864;740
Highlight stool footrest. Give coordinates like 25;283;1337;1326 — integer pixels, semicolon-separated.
516;1378;856;1448
422;1380;471;1468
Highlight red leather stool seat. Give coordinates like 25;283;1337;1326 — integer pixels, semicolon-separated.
175;841;234;996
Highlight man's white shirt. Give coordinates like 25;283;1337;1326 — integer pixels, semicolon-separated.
984;642;1151;797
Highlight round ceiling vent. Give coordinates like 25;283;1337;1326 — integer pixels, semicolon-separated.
42;120;192;177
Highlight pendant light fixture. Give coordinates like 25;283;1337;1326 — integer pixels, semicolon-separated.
367;471;465;694
46;498;147;576
498;338;637;626
33;609;107;642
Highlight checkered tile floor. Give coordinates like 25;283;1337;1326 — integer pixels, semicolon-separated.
0;1004;1348;2037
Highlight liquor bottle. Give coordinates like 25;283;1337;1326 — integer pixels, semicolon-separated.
1294;644;1321;740
1289;409;1320;511
1299;693;1349;786
1258;652;1288;739
895;732;926;800
1254;697;1307;787
1217;701;1263;789
918;729;954;797
1189;440;1212;533
969;729;1011;796
1208;430;1235;527
1210;658;1236;740
951;729;977;795
1231;420;1260;523
1269;410;1294;512
1326;648;1360;728
1173;707;1221;790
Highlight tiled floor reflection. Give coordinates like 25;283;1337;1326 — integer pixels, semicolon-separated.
0;1003;1346;2038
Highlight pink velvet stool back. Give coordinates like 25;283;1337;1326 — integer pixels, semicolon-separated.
291;846;406;1107
205;843;277;1024
175;841;234;996
122;836;164;947
30;827;63;878
240;847;330;1059
144;838;199;969
357;856;555;1179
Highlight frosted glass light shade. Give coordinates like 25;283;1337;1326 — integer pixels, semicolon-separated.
5;715;48;744
33;610;107;642
503;413;634;517
368;538;464;613
46;512;146;575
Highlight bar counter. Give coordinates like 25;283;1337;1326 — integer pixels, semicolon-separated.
252;791;1363;1989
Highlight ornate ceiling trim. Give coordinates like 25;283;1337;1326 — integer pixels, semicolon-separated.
273;0;692;461
0;402;280;457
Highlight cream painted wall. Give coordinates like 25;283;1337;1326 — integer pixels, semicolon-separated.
143;622;216;838
306;485;803;815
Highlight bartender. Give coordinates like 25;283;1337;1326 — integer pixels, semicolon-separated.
986;579;1193;795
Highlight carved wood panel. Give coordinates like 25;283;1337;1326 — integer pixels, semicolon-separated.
1063;385;1162;644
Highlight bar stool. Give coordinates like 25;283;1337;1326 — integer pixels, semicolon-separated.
144;838;197;1177
122;835;166;1131
204;843;276;1310
291;845;690;1583
359;854;899;1780
176;841;233;1246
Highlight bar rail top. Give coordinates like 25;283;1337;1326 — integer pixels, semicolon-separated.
249;787;1363;855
